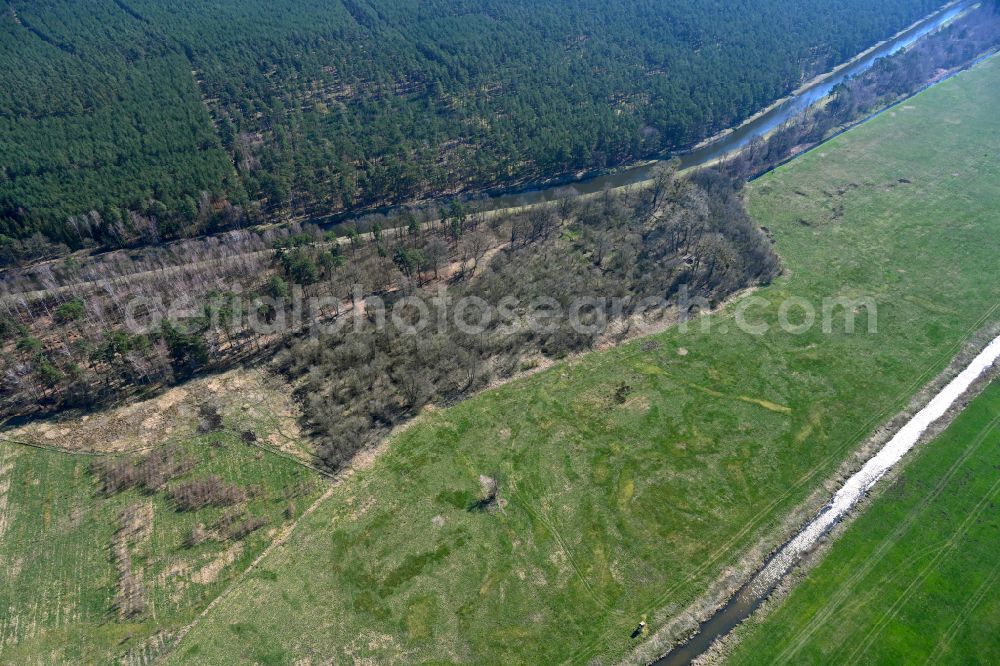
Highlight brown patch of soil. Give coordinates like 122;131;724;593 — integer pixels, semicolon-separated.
4;369;309;459
191;542;244;585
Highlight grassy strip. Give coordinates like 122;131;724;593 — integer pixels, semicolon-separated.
165;57;1000;664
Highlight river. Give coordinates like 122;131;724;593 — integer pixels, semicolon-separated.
474;0;974;210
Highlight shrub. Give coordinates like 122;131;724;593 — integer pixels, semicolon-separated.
168;475;246;511
54;299;86;324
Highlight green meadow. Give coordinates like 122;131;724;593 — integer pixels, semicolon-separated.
727;378;1000;665
0;425;324;663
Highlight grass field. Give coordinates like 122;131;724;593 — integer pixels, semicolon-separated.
0;376;325;664
725;378;1000;665
163;56;1000;664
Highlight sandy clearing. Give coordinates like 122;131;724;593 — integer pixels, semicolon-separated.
4;368;309;459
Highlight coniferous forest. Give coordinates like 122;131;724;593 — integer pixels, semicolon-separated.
1;0;941;252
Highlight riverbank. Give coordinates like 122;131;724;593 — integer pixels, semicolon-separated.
2;0;975;283
684;0;971;156
306;0;974;225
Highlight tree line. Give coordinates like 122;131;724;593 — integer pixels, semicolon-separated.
274;168;779;470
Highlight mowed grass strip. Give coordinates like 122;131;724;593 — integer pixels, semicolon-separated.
726;379;1000;665
168;57;1000;664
